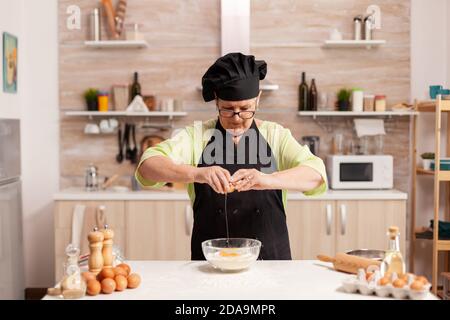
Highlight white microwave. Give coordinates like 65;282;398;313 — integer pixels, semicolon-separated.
326;155;393;190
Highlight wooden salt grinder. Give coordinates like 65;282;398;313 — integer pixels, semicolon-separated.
88;227;104;274
101;224;114;268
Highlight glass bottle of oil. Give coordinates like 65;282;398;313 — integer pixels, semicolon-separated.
381;226;406;276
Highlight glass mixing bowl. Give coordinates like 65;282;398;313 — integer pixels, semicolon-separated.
202;238;261;272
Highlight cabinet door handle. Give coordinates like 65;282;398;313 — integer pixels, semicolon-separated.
185;204;193;236
340;204;347;235
326;204;332;236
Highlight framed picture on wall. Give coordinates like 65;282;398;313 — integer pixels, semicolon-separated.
3;32;18;94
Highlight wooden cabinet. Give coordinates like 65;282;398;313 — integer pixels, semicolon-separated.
286;200;406;260
335;200;406;254
286;201;336;259
53;197;406;281
54;201;126;281
125;201;192;260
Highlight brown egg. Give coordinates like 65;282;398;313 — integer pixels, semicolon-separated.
98;268;115;281
415;275;429;285
101;278;116;294
86;279;101;296
82;271;96;282
393;279;406;288
410;280;425;291
117;263;131;276
114;267;128;277
115;275;127;291
383;272;392;280
127;273;141;289
398;274;408;282
378;277;390;286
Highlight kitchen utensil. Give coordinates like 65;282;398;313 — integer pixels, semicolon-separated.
329;28;342;41
351;89;364;112
130;124;138;164
317;252;381;274
98;90;109;112
116;126;123;163
363;95;375;111
84;123;100;135
125;23;144;41
345;249;385;261
429;85;443;99
112;84;129;111
85;164;99;191
364;14;374;40
90;8;101;41
202;238;261;272
101;0;119;39
101;174;120;190
114;0;127;36
332;133;344;155
301;136;320;156
374;135;384;154
353;15;363;40
317;92;328;111
124;124;132;161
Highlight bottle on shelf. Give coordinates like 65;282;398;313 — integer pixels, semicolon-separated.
130;72;142;103
298;72;309;111
308;79;318;111
381;226;406;276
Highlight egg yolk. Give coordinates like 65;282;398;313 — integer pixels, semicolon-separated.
219;250;240;257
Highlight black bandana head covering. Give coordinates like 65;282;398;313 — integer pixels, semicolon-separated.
201;52;267;102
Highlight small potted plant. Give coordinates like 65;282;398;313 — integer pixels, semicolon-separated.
337;89;351;111
84;88;99;111
421;152;435;170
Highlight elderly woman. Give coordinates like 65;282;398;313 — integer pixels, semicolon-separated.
136;53;327;260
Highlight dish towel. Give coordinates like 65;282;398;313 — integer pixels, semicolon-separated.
353;119;386;138
71;204;86;251
71;205;109;256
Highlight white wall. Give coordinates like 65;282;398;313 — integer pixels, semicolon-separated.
21;0;59;288
1;0;59;289
411;0;449;279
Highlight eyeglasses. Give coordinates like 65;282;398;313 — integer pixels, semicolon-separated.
218;109;256;119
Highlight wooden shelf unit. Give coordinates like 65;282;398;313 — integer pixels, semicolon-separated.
412;95;450;294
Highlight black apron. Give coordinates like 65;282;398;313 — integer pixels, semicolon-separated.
191;119;292;260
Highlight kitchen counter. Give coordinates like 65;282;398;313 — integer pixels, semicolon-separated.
43;260;436;300
54;188;407;201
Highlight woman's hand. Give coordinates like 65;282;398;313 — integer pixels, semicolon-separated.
230;169;273;192
194;166;232;194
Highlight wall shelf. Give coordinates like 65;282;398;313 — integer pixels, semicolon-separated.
196;81;279;92
322;40;386;49
64;110;187;120
84;40;149;49
298;111;417;119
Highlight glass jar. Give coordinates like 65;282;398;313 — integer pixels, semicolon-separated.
363;95;375;112
98;90;109;112
61;244;86;299
125;23;144;41
112;84;129;111
375;95;386;112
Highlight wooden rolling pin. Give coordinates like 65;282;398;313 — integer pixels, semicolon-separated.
317;252;381;274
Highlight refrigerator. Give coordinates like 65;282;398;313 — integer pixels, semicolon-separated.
0;119;25;299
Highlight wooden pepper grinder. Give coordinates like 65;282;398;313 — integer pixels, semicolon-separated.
88;227;104;274
101;224;114;269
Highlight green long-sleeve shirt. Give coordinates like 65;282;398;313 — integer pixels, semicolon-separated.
135;119;328;208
